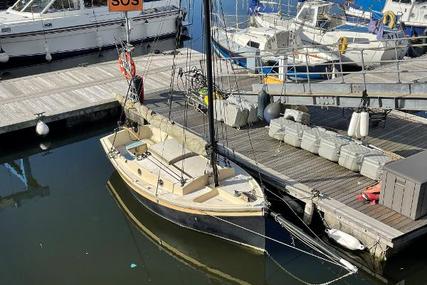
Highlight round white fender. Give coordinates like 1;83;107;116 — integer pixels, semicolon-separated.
0;51;9;63
326;228;365;251
45;52;52;62
36;120;50;136
360;111;370;137
347;112;359;137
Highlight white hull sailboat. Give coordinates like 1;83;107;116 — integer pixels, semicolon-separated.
252;0;408;67
212;26;339;80
0;0;183;63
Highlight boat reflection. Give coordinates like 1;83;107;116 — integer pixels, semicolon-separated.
0;157;49;209
107;170;266;285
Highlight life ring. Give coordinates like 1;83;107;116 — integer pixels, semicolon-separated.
338;36;348;55
383;11;396;29
118;51;136;80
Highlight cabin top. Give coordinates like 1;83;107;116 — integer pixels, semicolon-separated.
7;0;166;14
295;0;346;29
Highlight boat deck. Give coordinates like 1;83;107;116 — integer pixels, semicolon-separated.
142;92;427;254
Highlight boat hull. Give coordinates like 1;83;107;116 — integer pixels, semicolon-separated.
128;176;265;252
0;8;180;62
213;38;333;80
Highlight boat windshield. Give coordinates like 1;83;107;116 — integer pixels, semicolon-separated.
11;0;80;13
11;0;33;11
316;4;346;29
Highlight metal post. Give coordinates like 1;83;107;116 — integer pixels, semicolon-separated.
338;46;344;83
203;0;219;186
305;48;311;93
125;11;130;47
394;39;401;83
292;46;298;83
235;0;238;29
360;49;367;92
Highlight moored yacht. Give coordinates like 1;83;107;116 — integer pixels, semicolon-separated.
252;0;408;67
212;26;339;80
0;0;184;63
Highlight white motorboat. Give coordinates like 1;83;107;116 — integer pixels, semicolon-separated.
213;26;339;80
0;0;184;63
252;0;408;67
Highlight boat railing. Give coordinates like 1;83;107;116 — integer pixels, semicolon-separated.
213;35;427;87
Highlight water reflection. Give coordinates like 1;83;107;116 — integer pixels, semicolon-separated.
0;158;49;209
107;171;267;285
106;171;379;285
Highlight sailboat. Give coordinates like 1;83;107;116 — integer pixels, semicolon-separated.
100;0;266;252
251;0;408;67
212;26;340;80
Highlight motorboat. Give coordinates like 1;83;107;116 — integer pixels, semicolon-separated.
212;26;340;80
0;0;184;63
251;0;408;67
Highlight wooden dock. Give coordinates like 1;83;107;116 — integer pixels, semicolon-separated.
1;48;427;263
0;50;207;134
138;92;427;260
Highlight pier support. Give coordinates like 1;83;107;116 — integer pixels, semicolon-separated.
303;200;314;225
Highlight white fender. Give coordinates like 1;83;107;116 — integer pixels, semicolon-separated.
0;51;9;63
45;52;52;62
355;113;362;139
36;120;50;136
360;111;369;137
326;228;365;251
347;112;359;137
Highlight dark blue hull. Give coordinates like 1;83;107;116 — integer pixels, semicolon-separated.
128;182;266;252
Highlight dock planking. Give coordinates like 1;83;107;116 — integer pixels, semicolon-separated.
140;92;427;256
2;47;427;259
0;49;209;135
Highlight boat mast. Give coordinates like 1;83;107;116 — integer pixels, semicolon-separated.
203;0;219;187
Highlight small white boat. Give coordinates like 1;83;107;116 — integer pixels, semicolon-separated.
252;0;408;66
213;26;339;80
0;0;183;63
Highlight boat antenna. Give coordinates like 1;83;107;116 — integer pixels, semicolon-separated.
203;0;219;186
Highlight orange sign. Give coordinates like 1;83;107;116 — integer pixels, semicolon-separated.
108;0;142;12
